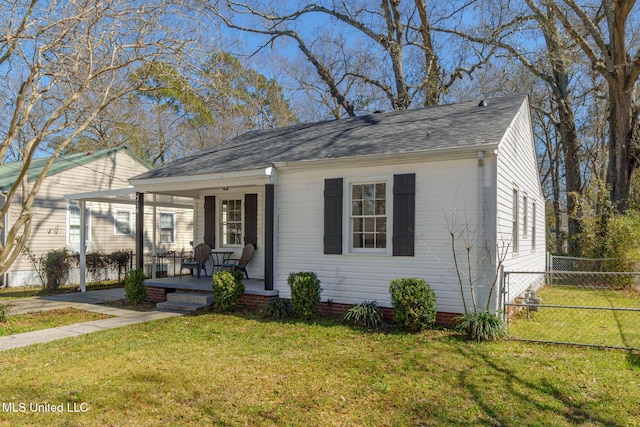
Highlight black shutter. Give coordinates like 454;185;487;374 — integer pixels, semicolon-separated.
393;173;415;256
245;193;258;248
204;196;216;248
324;178;343;254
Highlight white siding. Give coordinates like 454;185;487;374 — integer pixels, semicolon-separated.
194;187;265;280
496;100;547;299
276;158;481;314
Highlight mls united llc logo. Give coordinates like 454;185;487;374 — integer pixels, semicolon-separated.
2;402;89;413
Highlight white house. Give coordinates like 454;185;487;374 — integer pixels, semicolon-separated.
130;94;545;322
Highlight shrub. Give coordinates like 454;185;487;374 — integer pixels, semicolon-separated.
212;270;245;311
0;304;6;323
124;269;147;304
288;272;322;317
456;311;507;342
342;301;383;329
263;299;293;319
389;278;436;332
41;248;73;290
109;250;131;282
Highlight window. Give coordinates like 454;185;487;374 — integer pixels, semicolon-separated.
221;199;242;245
68;204;91;246
532;201;537;250
114;209;132;235
512;188;519;253
324;174;414;256
159;212;175;244
351;183;387;251
523;194;528;237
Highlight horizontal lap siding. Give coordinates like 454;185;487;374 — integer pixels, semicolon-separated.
496;101;546;299
10;152;153;273
276;159;479;313
195;188;265;279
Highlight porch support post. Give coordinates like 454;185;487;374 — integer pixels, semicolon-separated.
264;184;275;291
136;192;144;270
79;200;87;292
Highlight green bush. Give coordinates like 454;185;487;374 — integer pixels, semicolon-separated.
0;304;6;322
124;269;147;304
263;299;293;319
456;311;507;342
212;270;245;311
389;278;436;332
288;272;322;317
342;301;383;329
41;248;73;290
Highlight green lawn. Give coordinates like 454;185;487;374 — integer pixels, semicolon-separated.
0;308;111;337
0;281;123;301
1;309;638;426
508;285;640;348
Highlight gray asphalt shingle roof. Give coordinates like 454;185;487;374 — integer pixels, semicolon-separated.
133;94;526;180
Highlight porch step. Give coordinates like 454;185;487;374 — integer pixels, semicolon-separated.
156;292;214;312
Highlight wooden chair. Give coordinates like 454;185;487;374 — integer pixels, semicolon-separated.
221;243;255;279
180;242;211;278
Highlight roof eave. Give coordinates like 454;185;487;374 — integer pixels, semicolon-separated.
273;143;500;170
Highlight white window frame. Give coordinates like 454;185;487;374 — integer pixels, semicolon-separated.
512;187;519;254
347;179;390;255
159;211;176;244
523;193;528;237
532;200;537;251
220;197;244;247
114;208;133;236
67;204;92;247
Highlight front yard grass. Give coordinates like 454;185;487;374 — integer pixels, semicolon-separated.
508;285;640;348
0;309;639;426
0;281;123;301
0;308;111;337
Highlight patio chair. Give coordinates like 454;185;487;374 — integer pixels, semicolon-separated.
221;243;255;279
180;242;211;278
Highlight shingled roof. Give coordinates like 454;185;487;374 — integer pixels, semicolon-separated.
133;94;527;181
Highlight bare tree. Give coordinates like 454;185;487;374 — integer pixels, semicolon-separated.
207;0;490;117
0;0;197;276
545;0;640;212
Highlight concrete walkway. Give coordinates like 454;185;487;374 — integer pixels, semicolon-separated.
0;288;184;352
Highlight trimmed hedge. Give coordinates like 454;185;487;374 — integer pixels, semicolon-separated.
288;272;322;317
389;277;436;332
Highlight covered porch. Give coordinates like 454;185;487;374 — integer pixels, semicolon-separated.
144;274;279;308
129;166;278;295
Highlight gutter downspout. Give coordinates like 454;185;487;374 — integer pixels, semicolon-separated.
477;151;487;311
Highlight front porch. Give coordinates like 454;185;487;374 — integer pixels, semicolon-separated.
144;275;279;308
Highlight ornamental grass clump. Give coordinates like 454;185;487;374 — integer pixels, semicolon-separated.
263;299;293;319
124;269;147;304
456;311;508;342
342;301;383;329
288;272;322;317
212;270;245;311
389;277;436;332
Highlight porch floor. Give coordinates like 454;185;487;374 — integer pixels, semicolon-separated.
145;275;278;297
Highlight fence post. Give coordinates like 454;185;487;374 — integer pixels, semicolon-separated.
499;265;507;321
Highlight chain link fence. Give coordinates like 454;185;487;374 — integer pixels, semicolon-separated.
503;270;640;350
549;254;640;272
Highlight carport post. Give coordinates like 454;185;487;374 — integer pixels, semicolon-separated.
79;200;86;292
136;192;144;270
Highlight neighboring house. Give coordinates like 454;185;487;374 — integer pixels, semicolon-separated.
0;147;193;287
130;94;545;319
